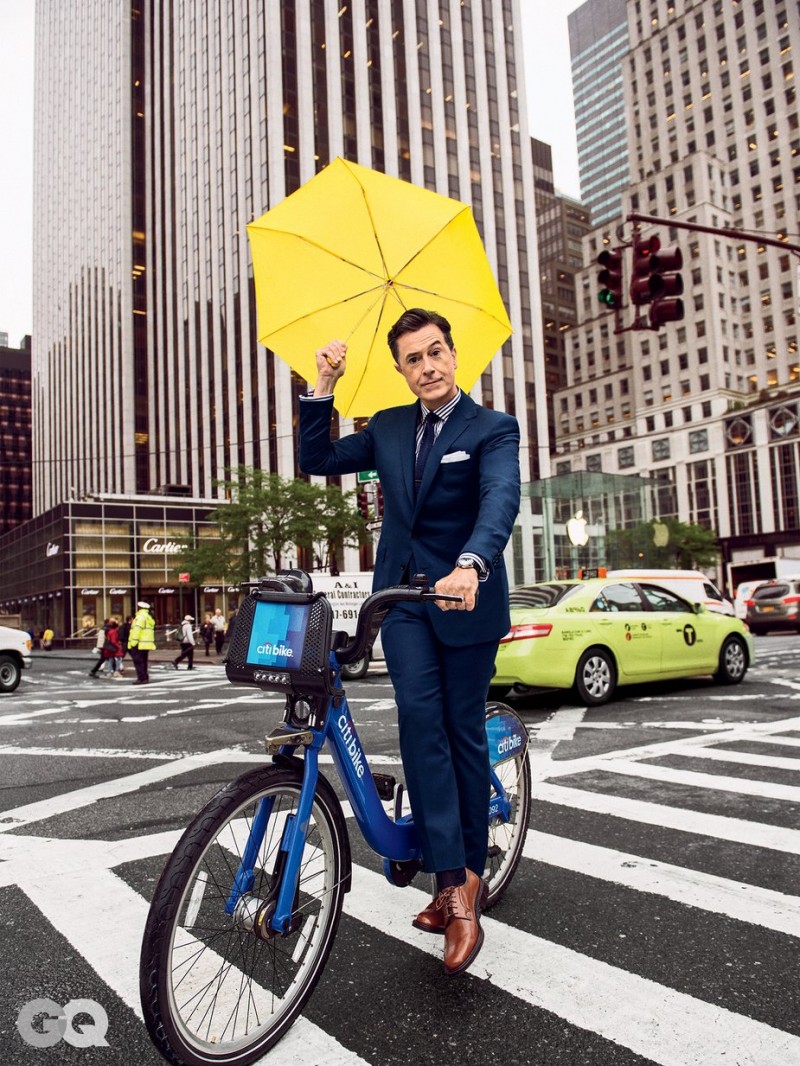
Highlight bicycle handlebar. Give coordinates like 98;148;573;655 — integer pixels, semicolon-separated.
332;577;463;666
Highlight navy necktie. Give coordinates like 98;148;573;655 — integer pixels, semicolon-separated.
414;412;439;494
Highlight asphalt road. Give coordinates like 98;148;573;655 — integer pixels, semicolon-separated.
0;636;798;1065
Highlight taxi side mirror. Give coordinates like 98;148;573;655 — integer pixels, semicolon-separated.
692;602;704;615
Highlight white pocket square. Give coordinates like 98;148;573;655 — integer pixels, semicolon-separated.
440;450;470;464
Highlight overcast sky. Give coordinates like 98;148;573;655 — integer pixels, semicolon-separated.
0;0;581;346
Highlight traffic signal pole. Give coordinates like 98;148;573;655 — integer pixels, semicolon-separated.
627;213;800;257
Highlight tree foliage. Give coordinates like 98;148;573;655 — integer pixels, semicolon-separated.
604;518;719;570
174;468;367;583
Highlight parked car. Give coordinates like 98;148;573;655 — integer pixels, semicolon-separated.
606;569;734;615
0;625;33;693
491;578;753;706
745;577;800;635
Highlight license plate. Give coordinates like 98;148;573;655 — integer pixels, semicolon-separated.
761;605;775;613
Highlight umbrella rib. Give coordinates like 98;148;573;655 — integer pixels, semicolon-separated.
394;282;511;332
389;204;470;279
345;161;392;282
251;227;387;285
261;286;386;341
346;285;407;402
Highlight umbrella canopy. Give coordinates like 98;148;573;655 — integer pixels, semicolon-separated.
247;158;511;418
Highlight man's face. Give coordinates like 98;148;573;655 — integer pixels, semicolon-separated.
394;325;458;410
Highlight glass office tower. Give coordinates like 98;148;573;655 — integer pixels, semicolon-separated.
32;0;548;516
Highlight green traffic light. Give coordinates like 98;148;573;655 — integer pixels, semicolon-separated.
598;289;616;307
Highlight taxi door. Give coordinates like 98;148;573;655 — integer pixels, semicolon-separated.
591;582;662;677
639;583;717;673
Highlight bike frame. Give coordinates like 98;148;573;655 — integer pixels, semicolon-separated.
227;651;520;936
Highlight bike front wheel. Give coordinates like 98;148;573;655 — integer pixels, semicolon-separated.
140;763;349;1066
484;703;532;909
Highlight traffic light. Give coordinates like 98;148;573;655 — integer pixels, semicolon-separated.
629;234;663;306
597;246;625;309
356;490;369;520
648;244;685;327
375;485;384;519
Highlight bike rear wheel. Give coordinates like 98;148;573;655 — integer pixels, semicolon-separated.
484;703;532;909
140;763;349;1066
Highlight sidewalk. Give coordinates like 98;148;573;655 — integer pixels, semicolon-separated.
31;647;226;667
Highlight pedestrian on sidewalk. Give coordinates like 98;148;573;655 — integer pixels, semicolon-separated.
101;619;125;679
128;601;156;684
88;621;109;677
173;615;196;670
200;614;214;657
212;608;226;655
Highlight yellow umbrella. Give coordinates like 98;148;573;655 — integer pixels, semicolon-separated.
246;158;511;418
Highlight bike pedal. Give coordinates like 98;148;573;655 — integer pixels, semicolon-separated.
372;772;396;801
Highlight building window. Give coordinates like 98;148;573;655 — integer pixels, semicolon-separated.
689;429;709;453
618;445;635;469
652;438;671;461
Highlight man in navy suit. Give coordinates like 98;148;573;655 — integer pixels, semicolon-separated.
299;308;520;975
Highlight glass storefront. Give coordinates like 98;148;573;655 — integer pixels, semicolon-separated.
0;496;239;639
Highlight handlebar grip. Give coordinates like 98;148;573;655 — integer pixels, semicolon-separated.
421;591;464;602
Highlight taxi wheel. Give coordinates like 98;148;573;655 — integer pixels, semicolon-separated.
574;648;616;706
714;635;748;684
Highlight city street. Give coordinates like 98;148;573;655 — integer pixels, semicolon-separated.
0;637;798;1065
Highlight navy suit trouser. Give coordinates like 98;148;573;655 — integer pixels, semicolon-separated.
381;603;498;877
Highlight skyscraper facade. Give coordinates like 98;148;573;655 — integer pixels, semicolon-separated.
0;335;32;534
568;0;630;227
32;0;548;518
555;0;800;574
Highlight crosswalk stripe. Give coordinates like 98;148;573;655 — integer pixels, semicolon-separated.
544;714;800;776
14;841;371;1065
571;758;800;803
345;866;800;1066
524;829;800;937
668;746;800;770
533;782;800;853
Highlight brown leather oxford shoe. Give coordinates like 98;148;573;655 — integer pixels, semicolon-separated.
413;871;489;974
413;893;448;934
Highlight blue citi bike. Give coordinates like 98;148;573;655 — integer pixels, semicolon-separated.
140;571;531;1066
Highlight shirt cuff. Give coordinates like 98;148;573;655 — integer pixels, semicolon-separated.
300;391;335;401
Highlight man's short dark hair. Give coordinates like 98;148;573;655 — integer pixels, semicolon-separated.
387;308;455;362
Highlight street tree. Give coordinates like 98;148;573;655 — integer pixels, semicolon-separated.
175;468;365;582
604;518;719;570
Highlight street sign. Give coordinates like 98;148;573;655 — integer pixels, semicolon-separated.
357;470;379;484
178;573;190;583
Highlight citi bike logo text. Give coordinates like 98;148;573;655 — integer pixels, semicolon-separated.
16;998;109;1048
337;713;365;779
257;642;294;658
497;733;522;756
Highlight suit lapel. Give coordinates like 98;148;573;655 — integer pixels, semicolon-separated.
412;392;477;518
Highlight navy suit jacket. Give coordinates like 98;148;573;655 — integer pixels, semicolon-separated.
299;391;521;647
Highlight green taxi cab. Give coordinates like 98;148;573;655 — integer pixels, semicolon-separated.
491;578;753;706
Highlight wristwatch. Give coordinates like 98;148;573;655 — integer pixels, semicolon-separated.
456;555;482;573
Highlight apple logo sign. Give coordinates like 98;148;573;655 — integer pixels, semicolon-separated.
652;521;669;547
566;510;590;547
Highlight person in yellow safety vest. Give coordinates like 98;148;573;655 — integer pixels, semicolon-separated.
128;600;156;685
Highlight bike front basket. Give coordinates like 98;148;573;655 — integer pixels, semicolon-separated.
225;587;334;696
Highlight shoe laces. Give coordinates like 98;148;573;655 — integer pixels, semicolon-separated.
436;883;471;922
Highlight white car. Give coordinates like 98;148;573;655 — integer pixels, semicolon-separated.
606;569;734;616
0;625;33;693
